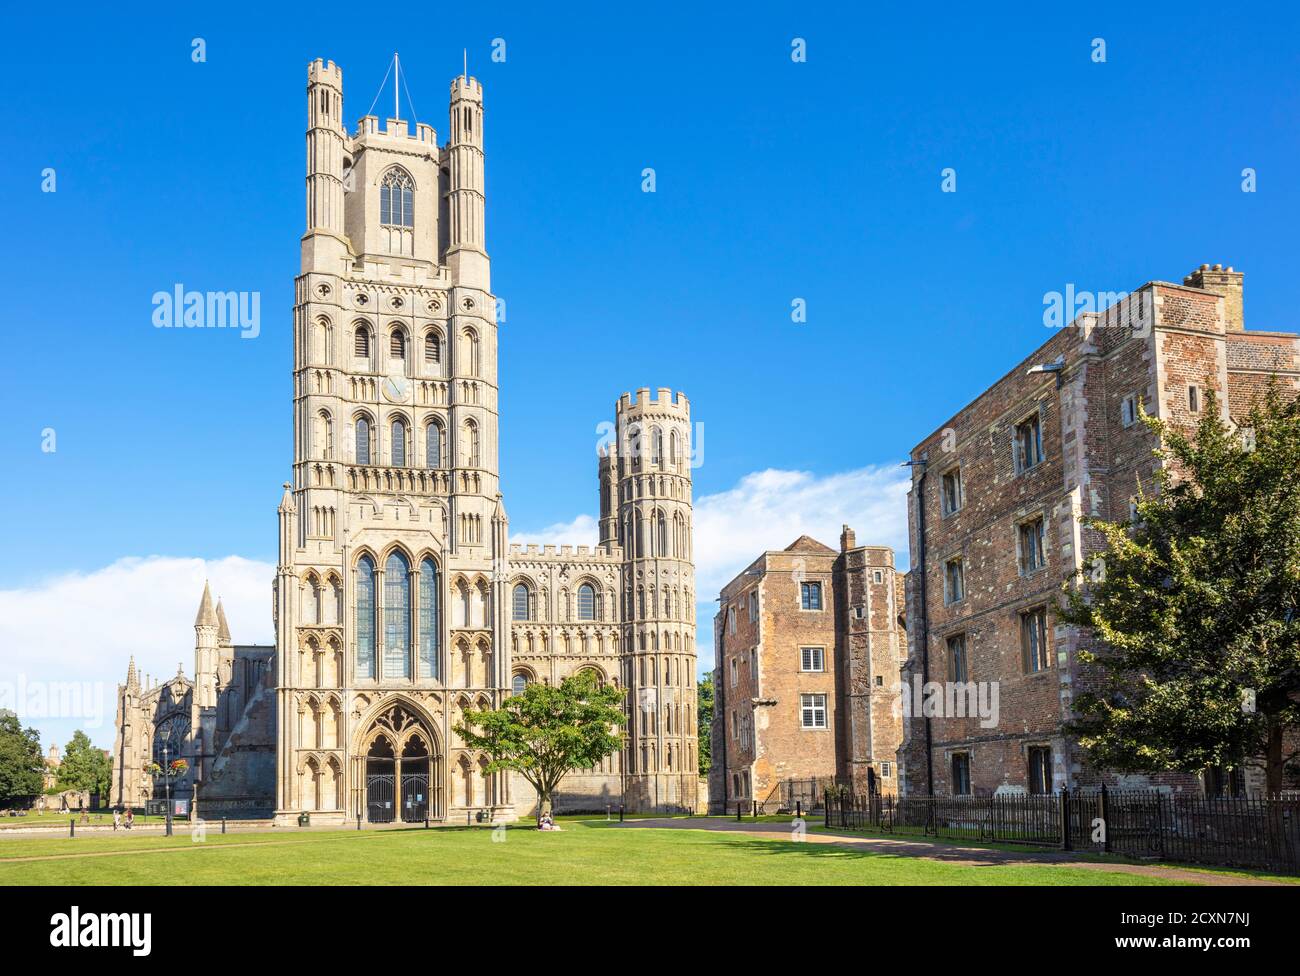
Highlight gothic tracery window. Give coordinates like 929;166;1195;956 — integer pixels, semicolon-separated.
383;551;412;679
356;555;376;679
380;168;415;227
419;557;439;680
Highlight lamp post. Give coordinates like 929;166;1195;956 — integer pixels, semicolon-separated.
146;748;188;837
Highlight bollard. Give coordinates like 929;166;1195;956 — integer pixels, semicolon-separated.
221;818;227;835
425;817;429;829
796;800;802;819
467;810;472;826
753;801;759;820
619;805;624;823
735;803;741;822
69;819;74;838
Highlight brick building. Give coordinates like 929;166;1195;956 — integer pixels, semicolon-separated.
709;528;906;811
900;264;1300;798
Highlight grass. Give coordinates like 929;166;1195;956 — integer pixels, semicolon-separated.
0;819;1193;886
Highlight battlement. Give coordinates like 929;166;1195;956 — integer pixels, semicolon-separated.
353;115;437;146
308;58;342;89
451;75;484;101
617;387;691;417
507;542;623;562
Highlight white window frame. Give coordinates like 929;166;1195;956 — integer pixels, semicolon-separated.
800;693;828;730
800;646;825;673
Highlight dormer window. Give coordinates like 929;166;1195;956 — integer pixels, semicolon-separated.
380;169;414;228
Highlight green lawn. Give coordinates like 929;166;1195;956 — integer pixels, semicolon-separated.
0;820;1190;886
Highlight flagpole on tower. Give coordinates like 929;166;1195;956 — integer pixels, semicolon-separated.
394;52;400;119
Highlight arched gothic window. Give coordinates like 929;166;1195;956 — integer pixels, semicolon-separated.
461;329;480;377
380;169;414;227
354;325;371;358
425;330;441;366
383;551;411;679
669;430;679;466
418;557;439;680
651;427;663;466
511;672;529;696
391;419;407;466
577;583;597;621
512;584;531;622
355;417;372;465
462;419;481;467
317;411;334;460
355;555;376;679
426;423;442;468
390;330;406;359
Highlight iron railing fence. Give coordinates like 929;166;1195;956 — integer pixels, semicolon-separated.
823;787;1300;875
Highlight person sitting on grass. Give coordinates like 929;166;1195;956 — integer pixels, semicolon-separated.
124;809;134;830
538;812;559;831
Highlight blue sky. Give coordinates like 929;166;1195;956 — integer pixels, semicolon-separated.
3;2;1299;748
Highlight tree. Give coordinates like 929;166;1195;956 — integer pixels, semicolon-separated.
0;712;45;807
57;730;111;801
454;670;626;824
696;675;713;774
1059;385;1300;794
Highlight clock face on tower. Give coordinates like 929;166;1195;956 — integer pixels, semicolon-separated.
382;375;409;403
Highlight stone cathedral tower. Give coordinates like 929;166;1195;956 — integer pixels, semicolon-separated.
269;57;699;826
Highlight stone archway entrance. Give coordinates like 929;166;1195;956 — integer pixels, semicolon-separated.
354;702;444;823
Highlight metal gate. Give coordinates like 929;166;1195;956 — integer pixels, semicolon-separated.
367;773;395;824
401;773;429;822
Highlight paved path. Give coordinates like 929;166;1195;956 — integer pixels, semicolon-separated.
610;817;1288;886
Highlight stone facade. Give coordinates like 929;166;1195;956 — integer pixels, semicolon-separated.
112;57;699;823
709;529;905;811
900;264;1300;798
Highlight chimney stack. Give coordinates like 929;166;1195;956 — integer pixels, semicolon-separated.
1183;264;1244;332
840;524;857;552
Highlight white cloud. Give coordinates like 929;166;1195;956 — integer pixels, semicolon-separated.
4;466;909;750
507;514;599;549
0;556;273;751
693;465;911;596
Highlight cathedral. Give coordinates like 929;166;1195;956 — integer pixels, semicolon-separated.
111;57;700;824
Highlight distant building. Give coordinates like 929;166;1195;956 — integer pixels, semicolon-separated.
901;263;1300;798
710;528;906;811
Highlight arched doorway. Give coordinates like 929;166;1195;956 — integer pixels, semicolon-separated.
401;735;430;822
365;736;396;823
355;702;444;824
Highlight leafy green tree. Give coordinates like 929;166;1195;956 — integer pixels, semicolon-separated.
0;712;45;806
455;670;626;824
697;674;713;774
1059;385;1300;794
57;730;111;800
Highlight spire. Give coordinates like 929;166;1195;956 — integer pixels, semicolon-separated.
195;580;218;628
216;599;231;644
126;656;139;692
278;481;296;514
